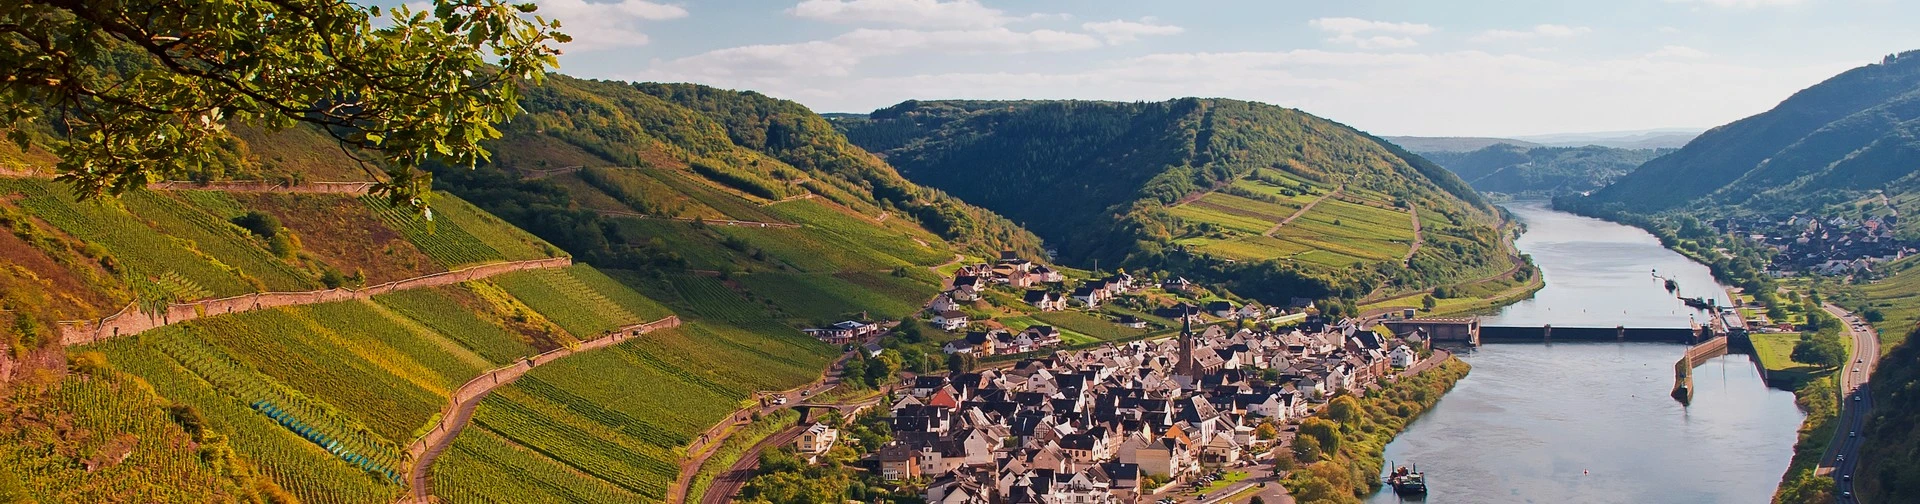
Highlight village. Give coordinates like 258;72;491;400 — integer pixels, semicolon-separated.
1715;213;1913;277
780;253;1440;504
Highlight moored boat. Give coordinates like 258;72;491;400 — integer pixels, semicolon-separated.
1386;462;1428;495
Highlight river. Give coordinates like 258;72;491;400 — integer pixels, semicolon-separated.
1367;202;1804;504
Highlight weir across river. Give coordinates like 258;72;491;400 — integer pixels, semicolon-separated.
1383;316;1726;346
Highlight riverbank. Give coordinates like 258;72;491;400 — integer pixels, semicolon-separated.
1282;357;1471;503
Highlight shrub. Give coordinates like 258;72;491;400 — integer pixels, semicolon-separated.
230;211;282;239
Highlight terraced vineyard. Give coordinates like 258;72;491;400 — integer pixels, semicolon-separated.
121;190;318;292
716;225;908;273
0;178;259;297
438;321;833;502
373;287;541;364
431;426;652;504
615;272;773;323
767;199;952;266
177;305;462;442
94;335;405;504
364;195;511;268
641;168;784;222
0;363;252;502
602;218;751;271
492;265;673;336
1273;198;1415;262
737;272;928;322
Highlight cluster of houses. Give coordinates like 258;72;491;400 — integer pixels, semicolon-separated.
1718;215;1913;276
804;319;885;345
869;315;1425;504
942;326;1067;356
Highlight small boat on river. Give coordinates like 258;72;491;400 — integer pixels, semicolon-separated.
1386;462;1428;496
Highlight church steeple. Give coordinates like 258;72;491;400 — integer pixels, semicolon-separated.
1177;303;1198;379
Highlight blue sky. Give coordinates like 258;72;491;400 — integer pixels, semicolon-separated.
509;0;1920;136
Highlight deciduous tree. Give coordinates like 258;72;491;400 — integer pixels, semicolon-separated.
1;0;565;213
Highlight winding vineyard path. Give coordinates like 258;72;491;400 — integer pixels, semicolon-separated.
149;180;378;194
593;209;801;228
57;257;573;346
1404;205;1424;264
666;352;855;503
402;316;683;504
1263;186;1342;238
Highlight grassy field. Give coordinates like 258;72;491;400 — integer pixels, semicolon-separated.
1751;333;1813;372
1031;310;1149;342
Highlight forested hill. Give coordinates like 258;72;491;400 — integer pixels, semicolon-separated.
441;76;1044;262
1416;143;1668;198
835;98;1512;307
1578;50;1920;215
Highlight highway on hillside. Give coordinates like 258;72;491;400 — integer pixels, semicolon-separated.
1821;303;1879;503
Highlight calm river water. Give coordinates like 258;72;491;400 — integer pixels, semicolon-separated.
1367;202;1804;504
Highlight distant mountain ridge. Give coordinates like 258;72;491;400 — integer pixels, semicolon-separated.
1580;50;1920;215
1416;144;1669;197
1387;128;1697;153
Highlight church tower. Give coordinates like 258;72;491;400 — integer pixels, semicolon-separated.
1177;304;1198;379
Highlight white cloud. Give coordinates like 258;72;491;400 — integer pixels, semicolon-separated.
638;27;1101;84
789;0;1008;29
653;46;1845;138
837;28;1103;53
1472;24;1593;42
1308;17;1436;49
1666;0;1806;7
1081;17;1185;44
534;0;687;52
1647;45;1711;59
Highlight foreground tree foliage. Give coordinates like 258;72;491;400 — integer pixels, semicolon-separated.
0;0;565;211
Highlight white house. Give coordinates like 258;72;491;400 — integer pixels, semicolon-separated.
1390;345;1417;369
933;311;969;331
798;423;838;457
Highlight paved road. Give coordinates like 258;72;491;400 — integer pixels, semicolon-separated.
1821;303;1879;503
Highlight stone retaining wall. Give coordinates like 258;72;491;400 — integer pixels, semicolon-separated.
58;257;572;345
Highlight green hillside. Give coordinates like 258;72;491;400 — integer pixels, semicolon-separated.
0;179;844;503
436;76;1043;265
1415;144;1667;197
1580;50;1920;216
834;98;1512;305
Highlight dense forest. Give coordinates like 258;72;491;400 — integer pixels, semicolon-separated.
836;98;1510;308
1414;143;1667;198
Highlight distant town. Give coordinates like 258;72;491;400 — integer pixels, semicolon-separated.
1716;214;1913;277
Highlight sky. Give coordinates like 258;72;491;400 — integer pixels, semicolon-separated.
500;0;1920;137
